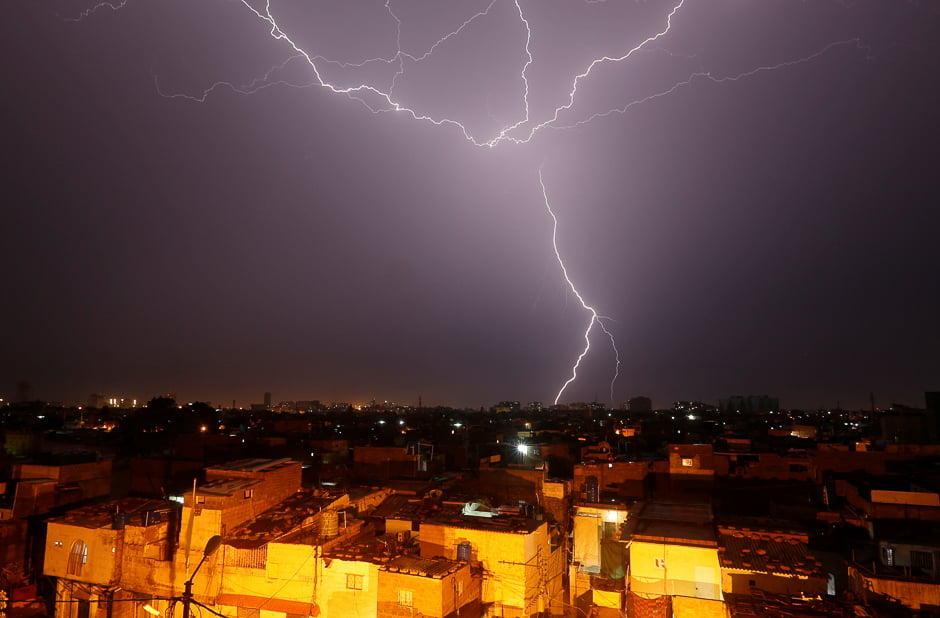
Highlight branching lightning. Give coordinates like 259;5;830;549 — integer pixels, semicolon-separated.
63;0;129;22
64;0;872;404
539;169;621;405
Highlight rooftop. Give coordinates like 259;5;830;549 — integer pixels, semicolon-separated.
718;526;824;578
622;500;716;547
49;497;174;529
199;478;259;496
725;591;873;618
373;494;542;533
208;457;295;473
322;531;407;564
382;555;464;579
224;489;338;549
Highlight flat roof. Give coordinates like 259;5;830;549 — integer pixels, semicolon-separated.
49;498;173;529
382;555;464;579
224;489;338;549
198;478;259;496
322;531;397;564
208;458;295;473
622;500;715;546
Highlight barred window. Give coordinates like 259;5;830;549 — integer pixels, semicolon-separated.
398;590;413;607
911;550;934;570
67;540;87;576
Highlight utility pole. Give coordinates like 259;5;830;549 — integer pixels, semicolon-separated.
182;536;222;618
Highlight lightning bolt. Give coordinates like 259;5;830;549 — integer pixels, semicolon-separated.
63;0;872;404
539;169;621;405
63;0;129;22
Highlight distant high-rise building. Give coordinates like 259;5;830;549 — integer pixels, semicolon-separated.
627;396;652;413
926;392;940;443
15;380;31;403
264;391;272;408
719;395;779;413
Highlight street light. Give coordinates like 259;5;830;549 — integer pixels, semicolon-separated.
182;535;223;618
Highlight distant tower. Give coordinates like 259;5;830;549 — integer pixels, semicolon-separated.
264;392;272;408
15;380;31;403
926;392;940;444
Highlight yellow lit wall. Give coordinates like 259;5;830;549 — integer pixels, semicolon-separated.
45;522;120;585
672;595;729;618
317;556;378;618
418;521;553;614
629;541;722;600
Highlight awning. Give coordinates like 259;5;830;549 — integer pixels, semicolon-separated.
217;594;319;617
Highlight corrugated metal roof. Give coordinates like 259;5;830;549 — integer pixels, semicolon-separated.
718;528;824;577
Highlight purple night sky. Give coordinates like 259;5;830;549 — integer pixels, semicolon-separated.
3;0;939;409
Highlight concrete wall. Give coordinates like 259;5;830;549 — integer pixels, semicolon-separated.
318;556;378;618
849;565;940;610
668;445;715;477
573;461;649;501
672;595;729;618
418;521;551;611
45;522;121;585
630;541;722;601
722;570;827;597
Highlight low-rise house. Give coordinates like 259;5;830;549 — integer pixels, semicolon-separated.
717;524;827;597
624;501;722;601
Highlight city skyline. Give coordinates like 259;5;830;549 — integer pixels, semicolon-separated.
3;1;939;411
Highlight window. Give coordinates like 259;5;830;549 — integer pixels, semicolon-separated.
911;550;934;570
398;590;413;607
882;547;894;566
681;458;694;467
243;489;253;499
67;540;87;576
346;574;363;590
654;558;666;569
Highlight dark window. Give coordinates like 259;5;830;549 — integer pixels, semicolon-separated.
911;550;934;570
